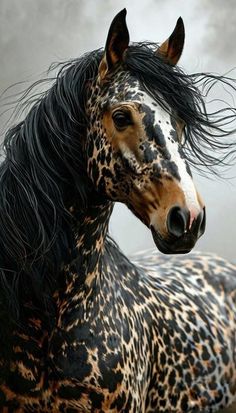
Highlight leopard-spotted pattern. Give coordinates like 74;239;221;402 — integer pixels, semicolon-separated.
1;212;236;412
0;9;236;413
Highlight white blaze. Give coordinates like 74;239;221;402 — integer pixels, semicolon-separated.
135;90;202;223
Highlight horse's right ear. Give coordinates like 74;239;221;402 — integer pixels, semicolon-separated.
99;9;130;81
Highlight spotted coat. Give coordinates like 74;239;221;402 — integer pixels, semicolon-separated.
0;9;236;413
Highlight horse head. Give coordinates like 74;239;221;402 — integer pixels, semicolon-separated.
85;9;205;254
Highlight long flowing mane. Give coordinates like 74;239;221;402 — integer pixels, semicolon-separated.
0;42;236;321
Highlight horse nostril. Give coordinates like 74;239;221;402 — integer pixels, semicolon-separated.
197;206;206;236
167;206;189;238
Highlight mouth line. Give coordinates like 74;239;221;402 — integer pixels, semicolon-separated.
150;226;196;254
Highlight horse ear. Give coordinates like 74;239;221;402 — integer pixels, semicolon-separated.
157;17;185;66
99;9;130;80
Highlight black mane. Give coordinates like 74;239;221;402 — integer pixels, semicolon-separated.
0;42;236;321
125;42;236;173
0;49;103;319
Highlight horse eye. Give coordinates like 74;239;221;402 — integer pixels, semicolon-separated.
112;110;132;130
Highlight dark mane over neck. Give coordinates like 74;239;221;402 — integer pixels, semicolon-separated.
0;49;103;319
0;42;236;321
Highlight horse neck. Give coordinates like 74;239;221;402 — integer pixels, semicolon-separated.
66;197;114;290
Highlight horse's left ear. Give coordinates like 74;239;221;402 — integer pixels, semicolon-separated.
99;9;130;81
157;17;185;66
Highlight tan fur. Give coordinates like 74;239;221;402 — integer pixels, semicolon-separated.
103;103;144;159
130;178;186;235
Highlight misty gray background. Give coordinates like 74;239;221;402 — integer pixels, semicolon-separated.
0;0;236;261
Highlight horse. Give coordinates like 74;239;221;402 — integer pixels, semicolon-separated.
0;8;236;413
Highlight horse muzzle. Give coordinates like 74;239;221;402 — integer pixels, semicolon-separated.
151;207;206;254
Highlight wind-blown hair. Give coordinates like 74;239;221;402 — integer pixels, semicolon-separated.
126;43;236;172
0;42;236;321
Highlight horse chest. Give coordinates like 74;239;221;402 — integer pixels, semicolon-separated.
0;320;50;412
1;261;236;413
46;298;149;412
0;322;145;412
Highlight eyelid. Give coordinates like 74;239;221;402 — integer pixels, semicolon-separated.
111;104;132;115
112;108;130;115
112;108;134;131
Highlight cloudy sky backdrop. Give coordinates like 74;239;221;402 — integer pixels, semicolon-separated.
0;0;236;260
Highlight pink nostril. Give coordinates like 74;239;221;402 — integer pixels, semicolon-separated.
189;207;206;233
189;210;197;230
196;207;206;236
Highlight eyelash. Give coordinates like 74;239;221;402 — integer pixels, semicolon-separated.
112;110;133;130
